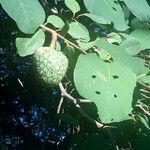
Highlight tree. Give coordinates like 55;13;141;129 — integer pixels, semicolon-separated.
0;0;150;149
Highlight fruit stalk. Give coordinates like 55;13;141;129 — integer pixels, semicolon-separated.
40;24;87;54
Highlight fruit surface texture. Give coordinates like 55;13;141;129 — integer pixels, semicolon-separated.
33;47;68;85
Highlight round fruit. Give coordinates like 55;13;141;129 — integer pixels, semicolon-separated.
33;47;68;85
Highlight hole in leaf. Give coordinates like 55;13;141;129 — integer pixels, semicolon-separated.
92;75;96;79
112;7;117;11
114;1;118;4
114;94;117;98
95;91;101;95
111;119;114;121
113;75;119;79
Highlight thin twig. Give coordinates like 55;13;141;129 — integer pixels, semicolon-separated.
59;82;77;104
17;78;24;87
139;89;149;94
137;81;150;90
40;24;87;54
140;93;150;99
78;99;92;103
140;53;150;59
57;96;64;114
136;104;150;116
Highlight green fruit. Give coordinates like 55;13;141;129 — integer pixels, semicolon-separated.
33;47;68;85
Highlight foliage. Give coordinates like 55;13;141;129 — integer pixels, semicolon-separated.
0;0;45;34
0;0;150;149
74;53;136;123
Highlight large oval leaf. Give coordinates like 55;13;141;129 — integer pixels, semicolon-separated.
95;39;149;76
65;0;80;15
68;21;90;42
0;0;45;34
130;29;150;50
83;0;129;31
47;15;64;29
121;29;150;53
74;53;137;123
16;29;45;57
124;0;150;22
121;38;141;55
106;32;122;44
83;13;111;25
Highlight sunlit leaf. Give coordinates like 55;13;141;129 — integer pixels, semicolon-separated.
83;0;129;31
16;29;45;57
106;32;122;44
65;0;80;15
0;0;45;34
98;48;111;61
130;29;150;50
121;38;141;55
78;40;95;50
47;15;64;29
74;53;136;123
63;45;77;69
83;13;110;25
122;4;130;20
124;0;150;22
68;21;90;42
95;39;149;76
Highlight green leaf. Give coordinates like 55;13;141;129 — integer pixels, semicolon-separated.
63;45;77;69
0;0;45;34
64;45;76;59
68;21;90;42
65;0;80;15
130;18;147;30
98;48;111;61
55;41;61;51
78;40;95;50
122;4;130;20
74;53;136;123
83;0;129;31
16;29;45;57
106;32;122;44
83;13;111;25
130;29;150;50
95;39;149;76
124;0;150;22
47;15;64;29
119;33;133;39
121;38;142;55
122;29;150;52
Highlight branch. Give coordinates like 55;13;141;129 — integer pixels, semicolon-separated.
58;82;119;149
58;82;104;129
40;24;87;54
50;29;57;49
59;82;77;104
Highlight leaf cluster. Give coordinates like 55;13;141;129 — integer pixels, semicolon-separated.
0;0;150;149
